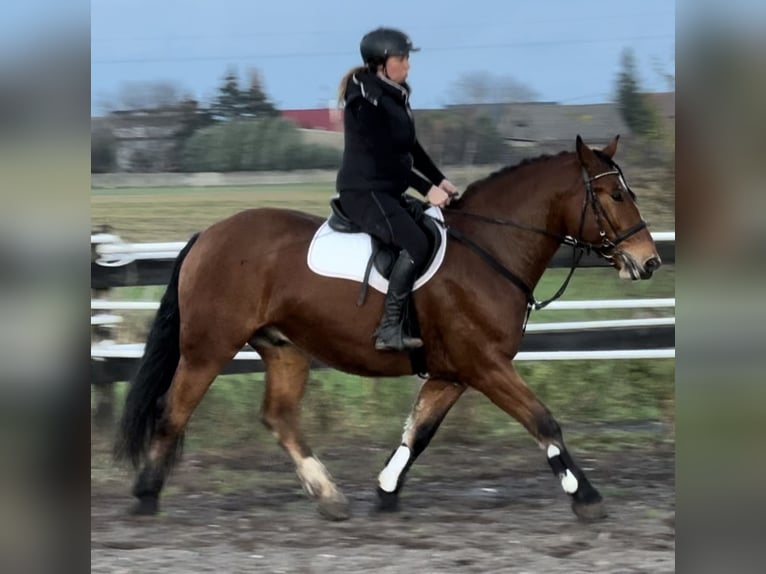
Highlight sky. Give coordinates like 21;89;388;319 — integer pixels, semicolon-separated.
91;0;676;115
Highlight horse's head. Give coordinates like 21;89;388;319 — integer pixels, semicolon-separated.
569;135;662;280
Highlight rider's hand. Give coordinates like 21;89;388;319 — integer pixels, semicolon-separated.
438;178;459;198
426;185;451;207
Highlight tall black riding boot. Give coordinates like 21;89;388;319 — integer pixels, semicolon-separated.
374;250;423;351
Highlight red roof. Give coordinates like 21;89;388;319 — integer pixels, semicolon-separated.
281;108;343;132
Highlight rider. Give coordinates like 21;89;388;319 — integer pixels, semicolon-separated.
336;27;457;352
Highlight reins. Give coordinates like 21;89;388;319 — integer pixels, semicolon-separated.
427;164;646;333
431;215;584;333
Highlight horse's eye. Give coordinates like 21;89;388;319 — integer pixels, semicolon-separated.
610;190;623;202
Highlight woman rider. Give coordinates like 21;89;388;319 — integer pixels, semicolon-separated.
336;27;457;352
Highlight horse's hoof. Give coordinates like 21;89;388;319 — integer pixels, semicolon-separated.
317;495;351;521
130;497;159;516
375;488;400;512
571;499;608;522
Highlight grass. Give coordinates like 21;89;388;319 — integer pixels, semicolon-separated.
91;177;674;242
91;184;335;242
102;361;674;457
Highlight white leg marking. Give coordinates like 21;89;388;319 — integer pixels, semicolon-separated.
401;414;415;442
561;469;579;493
296;456;336;498
547;444;578;493
378;445;411;493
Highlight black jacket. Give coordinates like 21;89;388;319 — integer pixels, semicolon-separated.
335;71;444;197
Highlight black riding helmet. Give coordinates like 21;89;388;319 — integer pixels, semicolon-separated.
360;27;419;68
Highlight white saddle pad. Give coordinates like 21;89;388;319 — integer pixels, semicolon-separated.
307;205;447;294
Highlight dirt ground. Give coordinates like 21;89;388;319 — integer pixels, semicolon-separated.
92;434;674;573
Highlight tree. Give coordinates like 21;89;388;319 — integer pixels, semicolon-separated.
106;80;186;111
449;71;539;105
209;68;279;121
91;128;116;173
167;99;216;170
243;70;279;118
651;55;675;91
180;118;340;172
616;49;662;139
414;109;507;165
210;70;242;120
441;71;536;165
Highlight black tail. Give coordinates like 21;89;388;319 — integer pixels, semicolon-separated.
114;233;200;469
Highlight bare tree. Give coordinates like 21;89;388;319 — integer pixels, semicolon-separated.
104;81;188;111
449;71;539;104
492;75;540;103
651;55;676;91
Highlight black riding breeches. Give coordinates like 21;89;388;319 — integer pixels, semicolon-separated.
338;191;429;270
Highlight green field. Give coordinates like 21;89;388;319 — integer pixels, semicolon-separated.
92;183;675;439
91;167;675;242
91;184;336;242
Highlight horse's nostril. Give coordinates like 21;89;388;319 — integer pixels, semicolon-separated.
644;256;661;273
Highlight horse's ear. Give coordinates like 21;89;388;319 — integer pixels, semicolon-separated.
575;134;597;168
602;134;620;158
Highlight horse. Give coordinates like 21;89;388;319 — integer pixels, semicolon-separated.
114;135;661;522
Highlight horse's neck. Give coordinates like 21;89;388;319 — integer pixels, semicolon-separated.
456;168;569;291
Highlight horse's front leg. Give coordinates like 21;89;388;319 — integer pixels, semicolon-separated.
376;378;466;511
472;360;607;522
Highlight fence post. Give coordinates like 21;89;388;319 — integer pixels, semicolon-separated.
91;225;119;430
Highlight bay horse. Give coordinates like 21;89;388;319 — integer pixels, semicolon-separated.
115;135;661;522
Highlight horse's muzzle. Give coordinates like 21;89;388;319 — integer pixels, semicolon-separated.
642;256;662;278
617;253;662;280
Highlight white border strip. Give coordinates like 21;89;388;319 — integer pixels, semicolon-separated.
541;298;675;310
92;300;160;310
526;317;674;332
95;241;187;255
516;349;675;360
91;314;124;326
91;343;263;360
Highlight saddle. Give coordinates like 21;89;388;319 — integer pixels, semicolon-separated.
327;195;443;285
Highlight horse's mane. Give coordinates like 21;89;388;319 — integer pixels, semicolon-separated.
456;148;633;205
458;150;572;202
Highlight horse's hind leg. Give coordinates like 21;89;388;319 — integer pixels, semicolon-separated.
376;378;466;511
131;355;227;515
472;361;606;522
254;339;350;521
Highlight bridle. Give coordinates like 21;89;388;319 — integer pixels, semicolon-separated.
433;160;647;332
579;165;646;256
